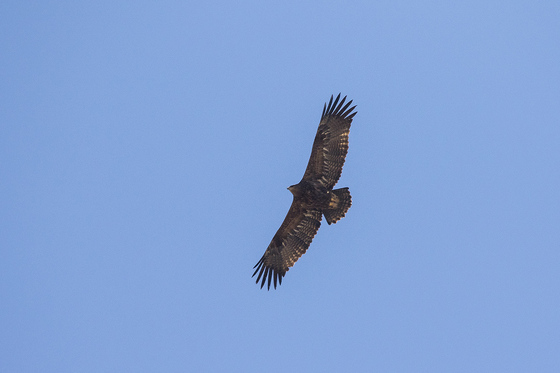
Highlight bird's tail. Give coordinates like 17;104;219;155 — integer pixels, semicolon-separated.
324;187;352;225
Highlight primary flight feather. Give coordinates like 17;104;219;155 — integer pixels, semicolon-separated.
253;94;357;290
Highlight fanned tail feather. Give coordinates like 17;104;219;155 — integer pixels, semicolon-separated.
324;187;352;225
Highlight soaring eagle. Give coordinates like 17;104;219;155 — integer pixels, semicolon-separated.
253;94;357;289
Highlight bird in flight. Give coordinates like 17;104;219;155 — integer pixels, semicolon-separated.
253;94;357;290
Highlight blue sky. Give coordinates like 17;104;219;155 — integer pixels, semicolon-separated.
1;1;559;372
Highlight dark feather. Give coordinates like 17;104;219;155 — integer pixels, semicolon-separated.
253;206;322;290
303;94;356;189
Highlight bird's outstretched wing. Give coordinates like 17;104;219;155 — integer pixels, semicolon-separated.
302;94;357;188
252;202;322;290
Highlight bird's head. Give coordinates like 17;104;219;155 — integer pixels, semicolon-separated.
287;184;299;196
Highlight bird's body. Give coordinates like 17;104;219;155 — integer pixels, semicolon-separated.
288;180;329;208
253;94;357;289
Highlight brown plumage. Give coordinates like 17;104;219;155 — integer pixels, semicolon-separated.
253;94;357;290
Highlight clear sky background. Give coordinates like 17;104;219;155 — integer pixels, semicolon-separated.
1;1;559;372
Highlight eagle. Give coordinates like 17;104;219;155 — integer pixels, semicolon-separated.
253;94;357;290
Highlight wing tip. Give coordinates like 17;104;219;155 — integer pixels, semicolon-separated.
252;256;286;290
322;93;357;120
